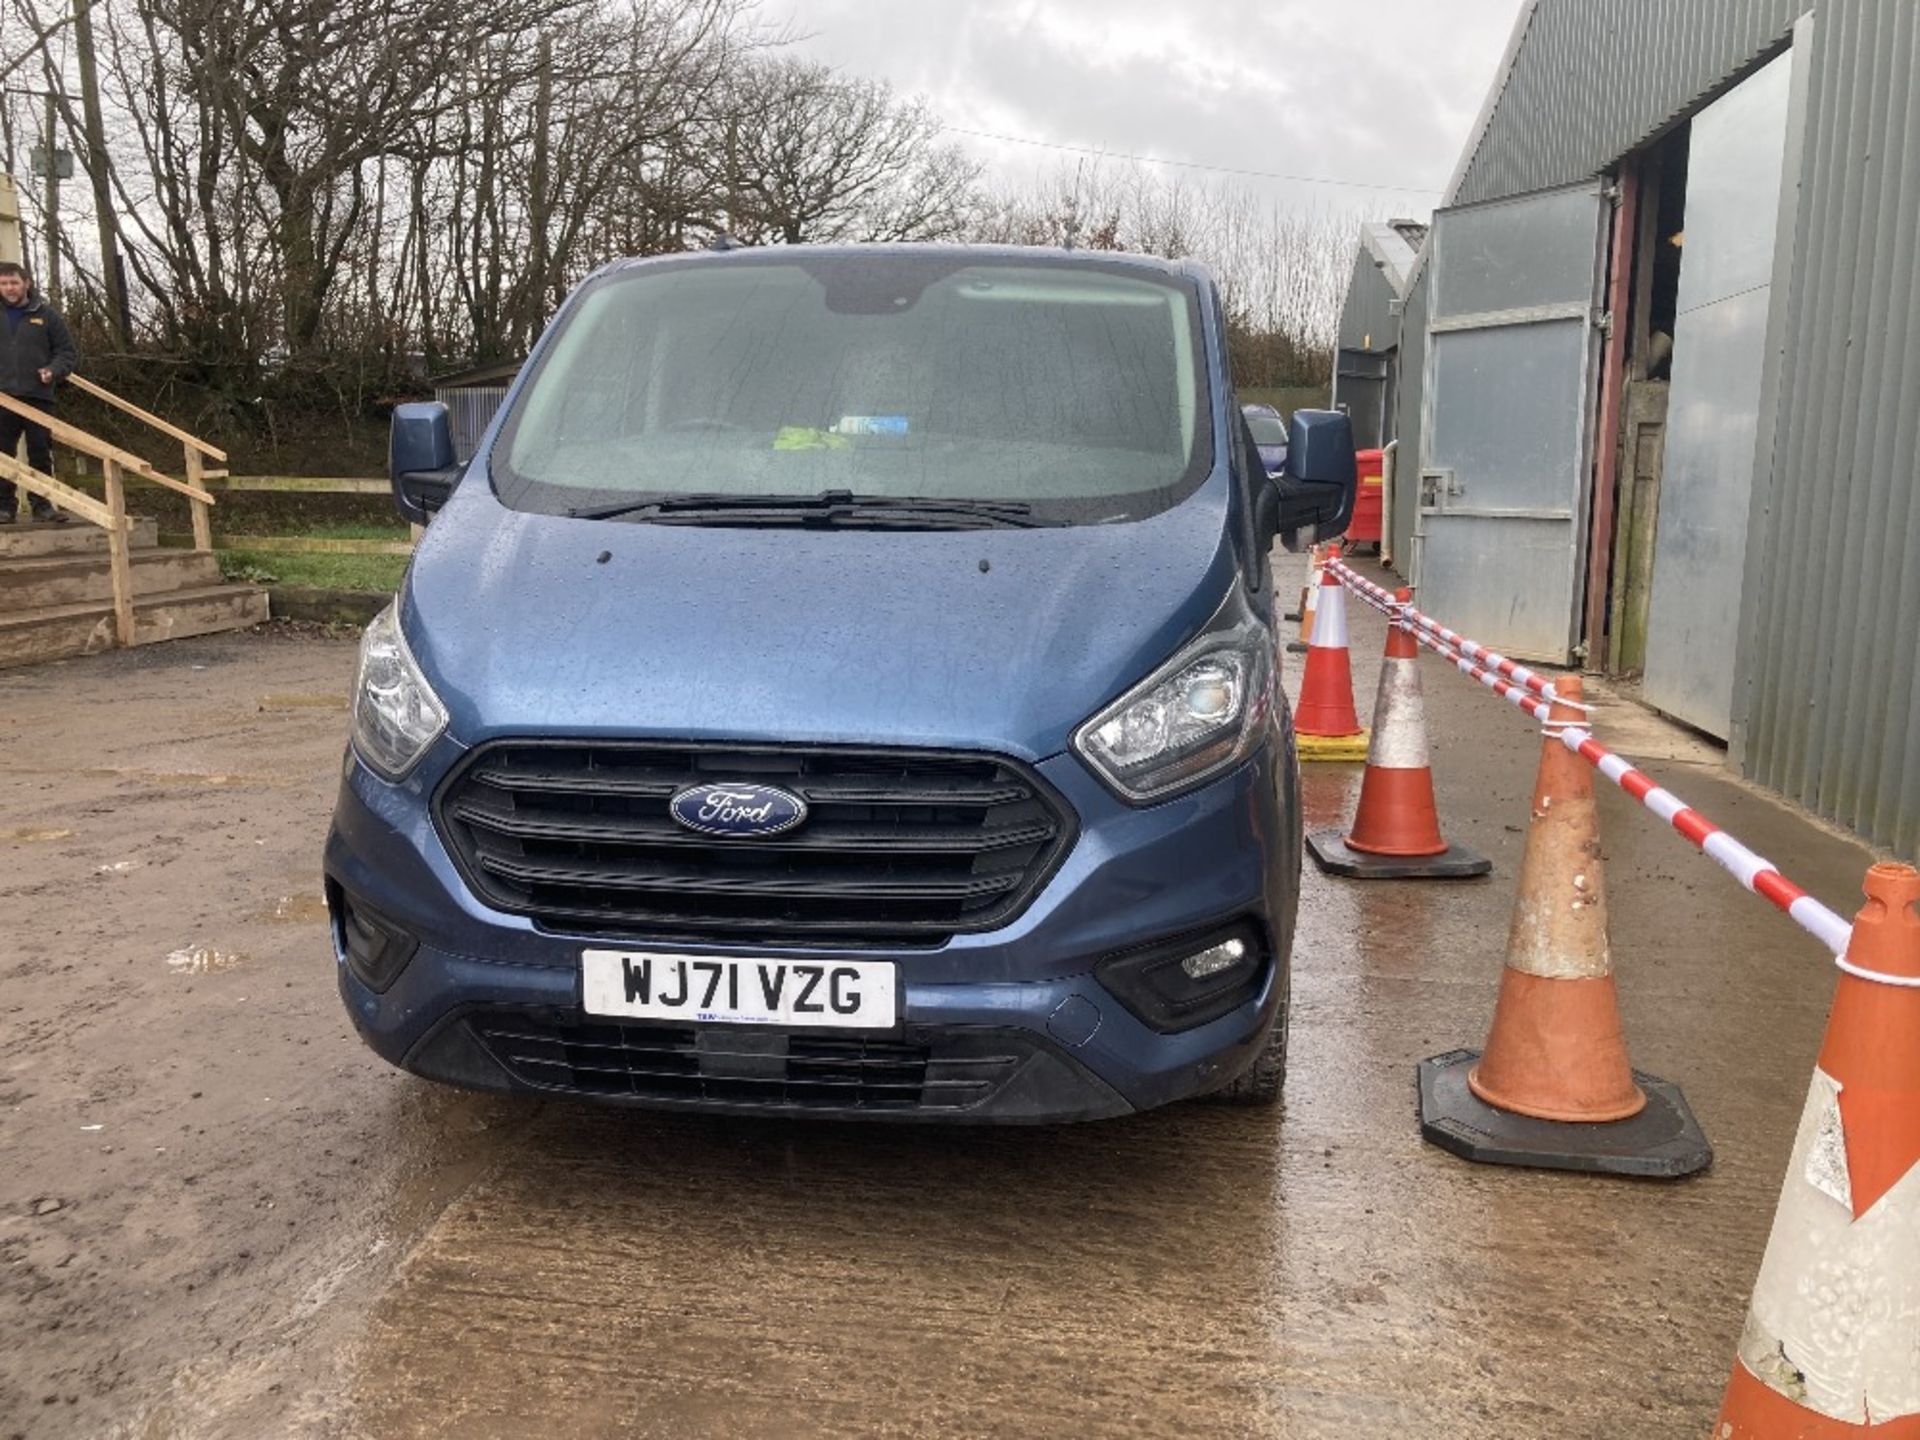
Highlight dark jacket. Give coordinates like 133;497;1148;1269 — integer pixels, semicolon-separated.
0;293;78;400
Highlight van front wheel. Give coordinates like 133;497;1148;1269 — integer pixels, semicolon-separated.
1210;1008;1288;1106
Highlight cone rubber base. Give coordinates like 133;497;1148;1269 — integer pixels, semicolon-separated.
1297;731;1370;763
1418;1049;1712;1179
1307;829;1491;880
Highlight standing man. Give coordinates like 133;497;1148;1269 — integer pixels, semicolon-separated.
0;261;78;524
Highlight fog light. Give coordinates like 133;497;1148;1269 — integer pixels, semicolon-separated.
1182;938;1247;980
329;882;419;994
1094;922;1267;1033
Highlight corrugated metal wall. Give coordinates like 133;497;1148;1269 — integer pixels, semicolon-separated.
1388;263;1429;570
1455;0;1806;206
1337;248;1399;352
435;385;511;464
1735;0;1920;857
1444;0;1920;856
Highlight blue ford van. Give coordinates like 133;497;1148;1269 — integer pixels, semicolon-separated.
326;245;1356;1122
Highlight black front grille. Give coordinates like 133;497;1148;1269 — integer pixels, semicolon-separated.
436;741;1074;944
472;1014;1027;1112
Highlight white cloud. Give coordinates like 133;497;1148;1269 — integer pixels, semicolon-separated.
766;0;1524;220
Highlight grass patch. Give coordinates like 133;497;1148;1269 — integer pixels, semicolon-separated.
219;547;409;594
294;521;415;541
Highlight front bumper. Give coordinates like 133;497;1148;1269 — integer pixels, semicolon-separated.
325;736;1297;1122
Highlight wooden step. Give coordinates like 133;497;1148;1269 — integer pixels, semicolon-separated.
0;548;222;608
0;583;271;670
0;516;160;560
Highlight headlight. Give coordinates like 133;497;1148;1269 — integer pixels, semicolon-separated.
1074;587;1273;802
351;601;448;781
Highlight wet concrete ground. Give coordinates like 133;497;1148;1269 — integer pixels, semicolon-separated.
0;556;1888;1438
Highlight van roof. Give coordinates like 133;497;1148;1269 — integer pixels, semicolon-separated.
607;243;1211;285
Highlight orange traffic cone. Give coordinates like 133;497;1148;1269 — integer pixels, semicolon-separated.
1307;588;1490;879
1293;550;1369;763
1417;674;1711;1177
1715;863;1920;1437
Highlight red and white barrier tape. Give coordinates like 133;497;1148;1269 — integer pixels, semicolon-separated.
1328;559;1584;713
1326;562;1868;969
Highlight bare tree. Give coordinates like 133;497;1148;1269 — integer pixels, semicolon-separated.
723;59;977;245
163;0;585;353
4;0;765;386
428;0;754;361
969;158;1358;387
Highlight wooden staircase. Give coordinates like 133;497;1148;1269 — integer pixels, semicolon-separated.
0;516;268;668
1;377;269;669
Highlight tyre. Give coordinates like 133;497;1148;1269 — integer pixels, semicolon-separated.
1211;1008;1288;1105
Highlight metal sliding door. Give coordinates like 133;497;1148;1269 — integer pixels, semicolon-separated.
1415;181;1611;662
1641;49;1796;737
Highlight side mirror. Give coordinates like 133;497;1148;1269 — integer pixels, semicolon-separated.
1272;409;1358;551
390;402;462;526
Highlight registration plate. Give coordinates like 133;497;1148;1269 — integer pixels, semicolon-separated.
581;949;898;1029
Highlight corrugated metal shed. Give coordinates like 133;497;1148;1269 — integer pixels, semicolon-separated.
1336;248;1395;355
1424;0;1920;856
1332;222;1427;455
1336;222;1423;353
436;385;511;464
432;360;523;465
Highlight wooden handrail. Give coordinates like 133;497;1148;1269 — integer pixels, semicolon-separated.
66;374;228;462
0;452;118;530
0;392;215;507
0;449;136;645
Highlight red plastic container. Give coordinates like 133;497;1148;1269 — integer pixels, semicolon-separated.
1347;447;1386;547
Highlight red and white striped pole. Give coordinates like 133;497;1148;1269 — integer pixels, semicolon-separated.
1330;558;1577;712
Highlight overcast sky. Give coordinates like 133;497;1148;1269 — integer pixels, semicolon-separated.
768;0;1523;223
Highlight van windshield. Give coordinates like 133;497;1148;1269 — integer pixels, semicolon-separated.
493;253;1213;526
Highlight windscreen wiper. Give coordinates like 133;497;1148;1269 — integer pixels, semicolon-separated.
567;490;774;521
568;490;1041;528
820;495;1040;527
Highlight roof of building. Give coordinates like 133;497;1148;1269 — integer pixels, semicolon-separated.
1439;0;1805;210
432;359;525;389
1359;221;1427;298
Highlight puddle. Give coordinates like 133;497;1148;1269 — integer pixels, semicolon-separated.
166;946;246;975
256;893;330;924
0;826;72;843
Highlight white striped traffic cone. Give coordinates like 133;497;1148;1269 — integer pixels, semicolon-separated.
1307;588;1490;878
1715;863;1920;1437
1293;550;1369;763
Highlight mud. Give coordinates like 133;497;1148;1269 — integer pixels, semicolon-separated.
0;635;533;1440
0;558;1887;1438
